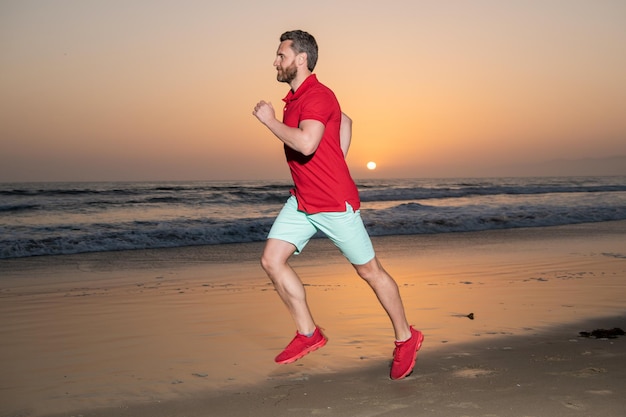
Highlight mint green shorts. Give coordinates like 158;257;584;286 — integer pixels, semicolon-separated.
268;196;375;265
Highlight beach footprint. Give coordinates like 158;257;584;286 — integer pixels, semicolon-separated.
451;367;496;378
551;396;586;411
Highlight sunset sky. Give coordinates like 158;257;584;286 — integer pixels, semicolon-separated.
1;0;625;182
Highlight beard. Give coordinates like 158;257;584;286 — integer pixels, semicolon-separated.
276;62;297;83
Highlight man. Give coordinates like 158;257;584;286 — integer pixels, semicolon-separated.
252;30;423;380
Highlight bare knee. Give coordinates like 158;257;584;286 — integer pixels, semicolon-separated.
260;250;282;277
260;239;296;277
354;257;385;283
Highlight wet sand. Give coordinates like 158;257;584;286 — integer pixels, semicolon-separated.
1;221;625;416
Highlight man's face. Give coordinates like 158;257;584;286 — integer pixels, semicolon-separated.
274;40;300;84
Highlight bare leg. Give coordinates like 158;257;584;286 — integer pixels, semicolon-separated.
353;256;411;341
260;238;316;335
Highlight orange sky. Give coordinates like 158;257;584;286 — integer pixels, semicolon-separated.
1;1;625;182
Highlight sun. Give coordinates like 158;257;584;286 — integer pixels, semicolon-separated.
366;161;377;170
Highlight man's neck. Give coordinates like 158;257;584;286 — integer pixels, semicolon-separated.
289;70;313;93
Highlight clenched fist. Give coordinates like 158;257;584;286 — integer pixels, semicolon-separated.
252;100;276;125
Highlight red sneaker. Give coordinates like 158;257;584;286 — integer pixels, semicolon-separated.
275;326;328;364
390;326;424;380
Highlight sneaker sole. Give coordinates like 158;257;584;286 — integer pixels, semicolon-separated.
275;337;328;364
391;330;424;380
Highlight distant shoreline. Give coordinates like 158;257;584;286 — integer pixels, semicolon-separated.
2;170;626;185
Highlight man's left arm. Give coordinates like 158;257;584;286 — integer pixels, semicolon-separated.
340;113;352;158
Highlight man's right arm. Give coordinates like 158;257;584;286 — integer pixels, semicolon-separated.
253;100;324;156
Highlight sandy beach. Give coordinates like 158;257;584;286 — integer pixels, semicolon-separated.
1;221;625;417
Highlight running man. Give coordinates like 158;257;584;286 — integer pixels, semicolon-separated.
252;30;423;380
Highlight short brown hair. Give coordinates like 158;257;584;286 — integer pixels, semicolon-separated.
280;30;318;72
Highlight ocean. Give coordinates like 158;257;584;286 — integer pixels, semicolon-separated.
1;176;625;259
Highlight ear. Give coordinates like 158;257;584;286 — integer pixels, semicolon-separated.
298;53;307;67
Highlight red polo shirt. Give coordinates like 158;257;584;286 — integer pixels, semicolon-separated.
282;74;360;214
